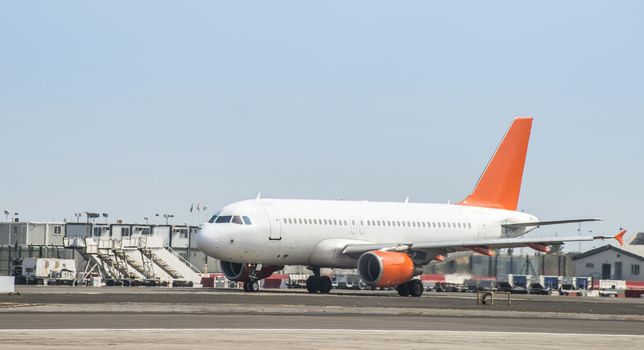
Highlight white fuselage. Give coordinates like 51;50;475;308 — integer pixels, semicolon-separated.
196;199;538;268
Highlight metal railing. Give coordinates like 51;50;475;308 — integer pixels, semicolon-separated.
166;245;201;274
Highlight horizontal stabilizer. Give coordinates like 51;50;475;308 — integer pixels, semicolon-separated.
502;218;602;228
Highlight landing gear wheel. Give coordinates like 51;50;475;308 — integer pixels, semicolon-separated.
248;280;260;292
397;282;410;297
319;276;332;294
306;276;320;293
408;279;424;297
243;280;260;292
244;281;259;293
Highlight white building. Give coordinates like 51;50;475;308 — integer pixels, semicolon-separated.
0;222;66;246
573;233;644;281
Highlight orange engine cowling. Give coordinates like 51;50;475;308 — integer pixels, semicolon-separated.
357;251;416;288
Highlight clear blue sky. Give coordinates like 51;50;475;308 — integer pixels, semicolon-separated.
1;1;642;250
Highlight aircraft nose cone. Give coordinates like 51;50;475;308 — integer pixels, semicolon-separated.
196;225;219;253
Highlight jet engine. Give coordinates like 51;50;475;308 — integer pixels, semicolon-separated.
220;261;250;282
219;261;283;282
357;251;419;288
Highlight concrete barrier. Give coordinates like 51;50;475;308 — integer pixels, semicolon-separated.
0;276;15;293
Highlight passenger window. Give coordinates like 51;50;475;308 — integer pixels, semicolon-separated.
215;216;232;224
231;216;243;225
343;220;347;225
298;219;302;224
333;220;337;225
242;216;252;225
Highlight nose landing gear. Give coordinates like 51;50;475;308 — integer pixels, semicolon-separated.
243;280;260;293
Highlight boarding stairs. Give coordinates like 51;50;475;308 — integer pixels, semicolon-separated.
64;236;201;286
137;236;201;285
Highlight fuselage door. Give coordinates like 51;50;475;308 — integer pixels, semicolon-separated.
473;211;487;239
349;216;358;234
263;205;282;240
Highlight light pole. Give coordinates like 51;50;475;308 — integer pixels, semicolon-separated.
155;213;174;225
102;213;109;224
74;213;82;223
144;217;149;224
3;210;9;222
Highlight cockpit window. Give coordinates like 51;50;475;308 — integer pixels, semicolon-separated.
242;216;252;225
215;215;232;223
232;216;243;225
208;211;221;223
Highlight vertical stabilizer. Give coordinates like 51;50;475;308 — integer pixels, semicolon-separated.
459;117;532;211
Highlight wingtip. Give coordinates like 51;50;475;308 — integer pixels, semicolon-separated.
614;229;627;246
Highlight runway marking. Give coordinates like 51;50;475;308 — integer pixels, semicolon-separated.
0;329;642;337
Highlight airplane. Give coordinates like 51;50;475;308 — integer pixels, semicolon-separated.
196;117;626;296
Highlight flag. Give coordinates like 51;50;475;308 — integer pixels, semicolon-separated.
203;204;207;211
196;203;200;211
189;203;194;213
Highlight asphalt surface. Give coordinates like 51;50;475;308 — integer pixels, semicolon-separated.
1;286;643;349
2;286;643;316
0;313;641;334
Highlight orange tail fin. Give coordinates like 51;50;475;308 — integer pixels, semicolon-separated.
459;117;532;211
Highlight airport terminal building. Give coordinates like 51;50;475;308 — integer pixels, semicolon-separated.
0;220;212;284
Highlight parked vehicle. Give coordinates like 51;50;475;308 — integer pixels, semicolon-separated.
464;279;496;292
528;283;551;295
558;283;581;296
497;281;528;294
434;282;464;292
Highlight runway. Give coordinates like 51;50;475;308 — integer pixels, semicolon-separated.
1;286;643;349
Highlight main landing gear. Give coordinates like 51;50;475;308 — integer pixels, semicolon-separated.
397;279;424;297
306;267;332;294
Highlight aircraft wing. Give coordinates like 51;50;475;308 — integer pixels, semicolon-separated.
502;218;601;229
342;230;626;256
